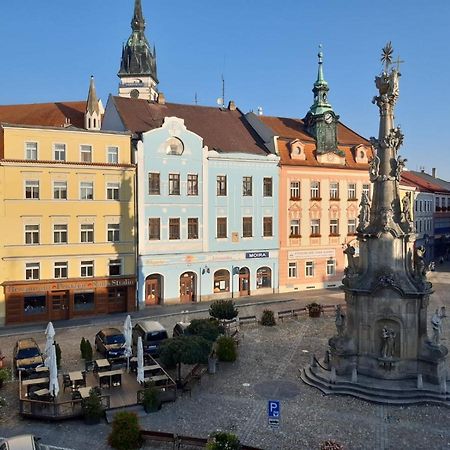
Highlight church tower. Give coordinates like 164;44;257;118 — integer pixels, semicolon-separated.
85;76;103;131
118;0;159;101
304;47;339;154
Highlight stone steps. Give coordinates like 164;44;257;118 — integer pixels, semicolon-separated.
299;366;450;407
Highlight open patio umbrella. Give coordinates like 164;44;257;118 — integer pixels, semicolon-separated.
44;322;55;368
123;315;133;371
137;336;144;384
48;342;60;398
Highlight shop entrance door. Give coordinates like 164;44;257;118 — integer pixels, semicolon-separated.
145;276;161;305
180;272;196;303
50;291;70;321
239;267;250;296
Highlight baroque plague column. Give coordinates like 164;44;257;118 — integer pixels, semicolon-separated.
300;44;449;405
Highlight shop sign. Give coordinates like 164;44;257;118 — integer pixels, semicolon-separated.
246;251;269;259
288;249;336;260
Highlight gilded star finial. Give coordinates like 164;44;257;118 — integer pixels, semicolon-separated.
381;41;394;72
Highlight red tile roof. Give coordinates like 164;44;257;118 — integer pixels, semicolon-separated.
0;101;86;128
111;96;268;155
401;171;450;193
258;115;371;169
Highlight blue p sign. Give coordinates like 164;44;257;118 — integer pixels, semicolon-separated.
268;400;280;418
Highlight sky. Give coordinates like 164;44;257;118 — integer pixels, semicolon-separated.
1;0;449;177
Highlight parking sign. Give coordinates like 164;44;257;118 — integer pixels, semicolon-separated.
268;400;280;427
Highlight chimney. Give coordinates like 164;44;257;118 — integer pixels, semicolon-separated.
228;100;236;111
157;92;166;105
432;167;436;178
257;106;264;116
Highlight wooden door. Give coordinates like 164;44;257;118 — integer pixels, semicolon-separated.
50;291;70;321
146;278;160;305
180;273;195;303
239;272;250;296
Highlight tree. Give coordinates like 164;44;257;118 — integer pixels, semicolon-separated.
209;300;238;321
187;319;221;342
108;411;142;450
159;336;212;382
206;431;241;450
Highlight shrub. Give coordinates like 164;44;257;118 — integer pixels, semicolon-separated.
55;343;62;370
187;319;221;342
0;368;11;388
260;309;276;326
84;339;93;362
209;300;238;321
80;337;86;359
206;431;241;450
306;302;323;317
83;388;104;424
216;336;237;362
319;440;344;450
108;411;142;450
142;383;160;413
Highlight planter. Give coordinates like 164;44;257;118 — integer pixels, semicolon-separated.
308;310;322;318
84;415;102;425
144;403;160;413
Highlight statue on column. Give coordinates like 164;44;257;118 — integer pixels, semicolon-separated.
343;244;357;276
431;307;446;346
395;155;407;181
381;327;396;358
357;193;371;231
369;155;380;181
335;305;346;337
401;193;412;223
414;246;427;279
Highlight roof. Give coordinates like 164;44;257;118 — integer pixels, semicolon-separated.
100;328;123;336
256;115;371;169
110;96;268;155
136;320;166;332
0;101;86;128
401;171;450;193
16;338;39;350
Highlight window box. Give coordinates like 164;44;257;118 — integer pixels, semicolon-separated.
329;198;340;201
310;197;322;201
310;234;321;238
348;197;358;201
329;233;340;237
289;234;302;238
290;197;301;201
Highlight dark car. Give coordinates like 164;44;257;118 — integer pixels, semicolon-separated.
172;321;191;337
13;338;44;376
132;320;168;357
94;328;126;360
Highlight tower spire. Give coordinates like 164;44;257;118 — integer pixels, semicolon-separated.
85;76;102;130
132;0;145;32
310;45;332;115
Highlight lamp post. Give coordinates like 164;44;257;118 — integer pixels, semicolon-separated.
200;265;210;302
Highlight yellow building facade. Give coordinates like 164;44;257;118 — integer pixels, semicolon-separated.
0;123;136;325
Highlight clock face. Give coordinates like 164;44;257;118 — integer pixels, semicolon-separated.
130;89;140;99
324;112;333;124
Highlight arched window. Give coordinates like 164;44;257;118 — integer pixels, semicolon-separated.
213;269;230;293
165;137;184;155
256;267;272;289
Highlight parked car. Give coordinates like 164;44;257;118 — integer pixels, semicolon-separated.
172;321;191;337
0;434;42;450
13;339;44;376
94;328;126;360
132;320;168;357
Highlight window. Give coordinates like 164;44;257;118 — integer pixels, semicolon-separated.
348;219;357;235
107;146;119;164
80;145;92;163
263;217;273;237
290;219;301;237
217;217;227;238
168;173;180;195
53;224;68;244
311;219;320;236
165;137;184;155
188;218;199;239
263;177;273;197
54;261;68;279
310;181;320;199
81;260;94;277
25;224;40;244
81;223;94;243
80;182;94;200
25;180;39;199
187;174;198;196
290;181;301;200
53;181;67;199
25;262;40;280
256;267;272;288
243;177;253;196
148;218;160;240
330;219;339;235
330;182;339;199
217;176;227;196
348;183;357;200
106;182;120;200
25;142;38;160
148;173;160;195
305;261;314;277
24;295;46;315
327;259;336;276
362;183;370;198
169;218;180;240
288;262;297;278
54;143;66;161
74;292;95;311
242;217;253;237
213;269;230;293
109;259;122;276
107;223;120;242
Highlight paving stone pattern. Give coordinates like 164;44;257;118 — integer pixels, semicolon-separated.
0;270;450;449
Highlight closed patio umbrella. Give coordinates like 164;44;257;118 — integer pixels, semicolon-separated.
123;315;133;370
137;336;144;384
48;342;60;398
44;322;55;368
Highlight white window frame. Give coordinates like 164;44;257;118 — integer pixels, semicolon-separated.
53;143;66;161
25;262;40;280
54;261;68;279
107;223;120;242
109;259;122;276
290;181;301;200
305;261;314;277
81;260;94;277
310;181;320;199
80;223;94;243
288;262;297;278
80;181;94;200
80;144;92;163
362;183;370;198
25;180;39;199
53;224;68;244
326;259;336;276
53;181;67;200
107;146;119;164
347;219;356;235
290;219;300;237
25;224;40;245
330;182;339;199
311;219;320;236
348;183;356;200
106;182;120;200
330;219;339;235
25;142;38;160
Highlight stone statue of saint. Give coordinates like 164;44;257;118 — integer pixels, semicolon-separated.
388;68;400;100
381;327;396;358
369;155;380;181
343;244;356;275
335;305;346;337
414;246;427;278
431;307;446;346
358;193;371;230
396;155;407;181
402;194;412;223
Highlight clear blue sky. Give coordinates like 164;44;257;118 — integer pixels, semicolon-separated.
1;0;449;177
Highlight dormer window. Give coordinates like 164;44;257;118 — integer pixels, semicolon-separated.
289;139;306;160
166;137;184;155
354;144;369;164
